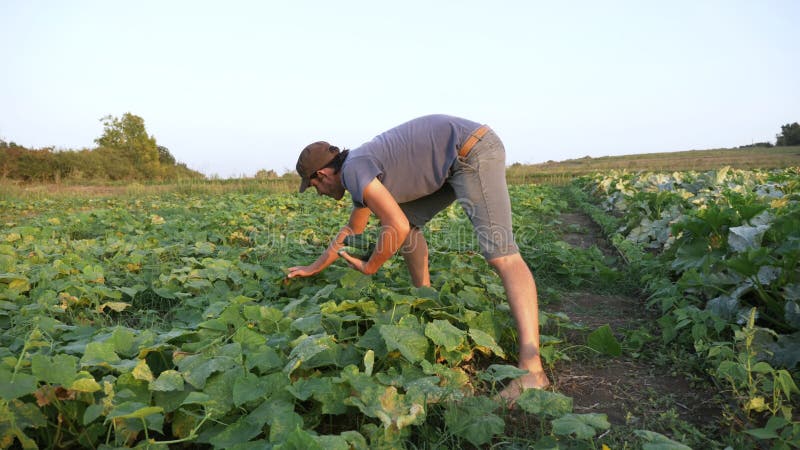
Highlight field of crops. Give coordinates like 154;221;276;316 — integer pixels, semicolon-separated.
1;168;799;448
574;167;800;447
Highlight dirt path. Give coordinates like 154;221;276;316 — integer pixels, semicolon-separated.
548;209;723;433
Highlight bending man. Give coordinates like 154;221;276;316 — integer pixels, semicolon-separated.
286;114;549;400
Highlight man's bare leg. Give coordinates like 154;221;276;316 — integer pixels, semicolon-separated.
488;253;550;401
400;227;430;288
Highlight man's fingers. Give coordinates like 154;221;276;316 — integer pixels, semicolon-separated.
286;267;305;278
337;250;357;268
338;251;368;272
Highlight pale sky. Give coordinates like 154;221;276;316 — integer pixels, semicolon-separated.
1;1;798;178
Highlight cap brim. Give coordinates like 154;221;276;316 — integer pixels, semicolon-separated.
298;178;310;193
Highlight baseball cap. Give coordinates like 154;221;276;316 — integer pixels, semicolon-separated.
296;141;339;193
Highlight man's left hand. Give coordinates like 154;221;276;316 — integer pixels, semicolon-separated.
338;250;375;275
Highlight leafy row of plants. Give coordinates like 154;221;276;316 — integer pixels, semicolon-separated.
1;186;693;448
573;167;800;447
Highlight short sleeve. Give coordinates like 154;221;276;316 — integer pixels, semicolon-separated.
341;156;383;207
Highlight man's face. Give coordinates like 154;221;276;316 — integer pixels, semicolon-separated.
309;167;345;200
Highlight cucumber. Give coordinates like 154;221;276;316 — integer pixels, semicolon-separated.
342;234;375;260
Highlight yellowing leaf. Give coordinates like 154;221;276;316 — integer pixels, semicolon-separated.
8;278;30;293
745;396;767;412
771;197;789;209
364;349;375;376
132;359;154;382
70;377;102;393
98;302;130;313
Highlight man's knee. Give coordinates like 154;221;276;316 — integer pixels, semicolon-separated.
487;252;523;272
401;227;426;252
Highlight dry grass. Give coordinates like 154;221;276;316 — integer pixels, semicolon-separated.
2;146;798;199
0;177;299;200
508;145;800;185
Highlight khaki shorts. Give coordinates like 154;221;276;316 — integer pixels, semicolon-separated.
399;130;519;260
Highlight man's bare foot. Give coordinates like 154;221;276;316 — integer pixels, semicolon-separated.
496;371;550;406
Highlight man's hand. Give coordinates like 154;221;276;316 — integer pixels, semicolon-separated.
337;249;375;275
286;265;320;279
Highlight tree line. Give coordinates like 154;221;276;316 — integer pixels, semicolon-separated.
739;122;800;148
2;117;798;183
0;113;204;182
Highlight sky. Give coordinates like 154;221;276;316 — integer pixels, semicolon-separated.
1;1;798;178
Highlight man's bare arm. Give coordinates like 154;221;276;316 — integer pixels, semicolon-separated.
287;206;371;278
339;178;409;275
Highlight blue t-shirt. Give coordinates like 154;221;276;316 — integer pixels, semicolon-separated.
341;114;482;207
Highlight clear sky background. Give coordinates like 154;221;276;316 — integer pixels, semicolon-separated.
1;1;798;178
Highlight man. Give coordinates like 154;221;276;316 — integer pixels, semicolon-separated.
286;114;549;401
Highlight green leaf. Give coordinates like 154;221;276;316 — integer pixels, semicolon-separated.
107;402;164;420
83;403;104;425
245;347;284;373
31;353;78;386
233;372;269;407
287;377;325;401
785;301;800;329
339;271;371;289
380;324;429;363
468;328;505;357
742;427;780;440
314;434;351;450
767;332;800;369
262;398;304;442
551;413;610;440
0;370;37;400
233;326;266;349
634;429;693;449
478;364;528;382
284;333;336;374
279;427;324;450
716;360;748;385
150;370;185;392
313;381;350;415
177;354;238;389
208;416;262;449
181;392;212;405
587;325;621;356
425;319;466;351
516;389;573;418
355;325;388;356
80;341;121;367
82;264;105;283
775;369;800;398
532;436;561;450
443;396;504;446
750;361;773;374
203;369;238;416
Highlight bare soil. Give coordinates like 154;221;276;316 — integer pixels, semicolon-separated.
559;212;614;255
548;210;724;432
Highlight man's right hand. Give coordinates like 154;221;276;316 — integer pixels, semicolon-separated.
286;265;319;279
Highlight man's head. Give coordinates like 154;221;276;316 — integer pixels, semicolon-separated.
296;141;346;199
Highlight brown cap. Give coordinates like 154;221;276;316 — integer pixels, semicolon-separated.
296;141;339;192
